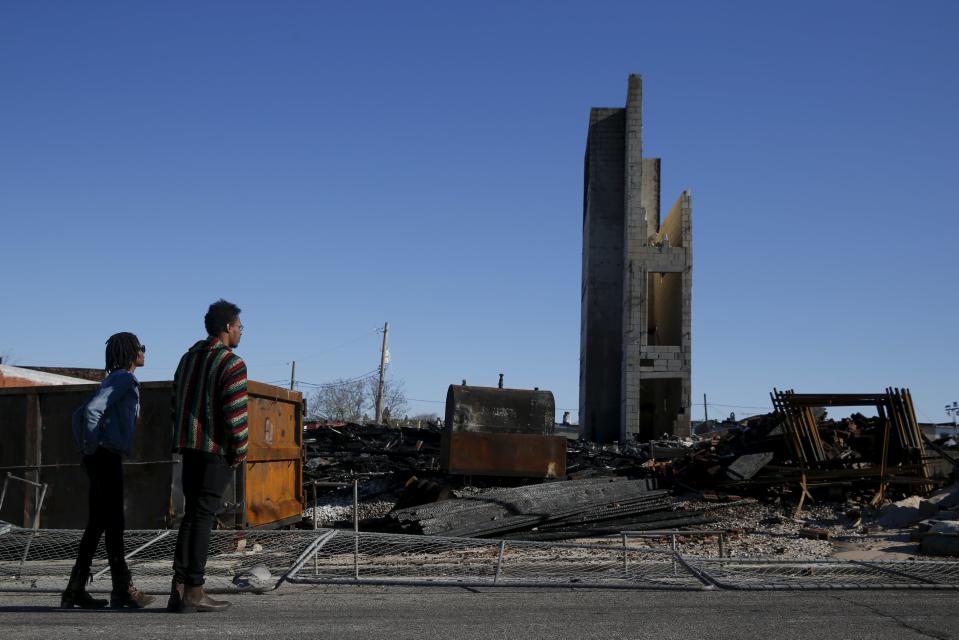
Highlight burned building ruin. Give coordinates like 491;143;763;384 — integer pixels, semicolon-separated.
580;74;692;443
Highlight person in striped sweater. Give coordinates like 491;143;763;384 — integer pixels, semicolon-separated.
168;299;248;613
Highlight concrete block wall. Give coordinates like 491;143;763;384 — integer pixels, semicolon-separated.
579;74;693;442
621;75;645;441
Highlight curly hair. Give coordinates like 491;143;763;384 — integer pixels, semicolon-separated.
105;332;141;373
204;299;242;336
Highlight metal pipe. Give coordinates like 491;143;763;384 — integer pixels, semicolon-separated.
3;472;47;489
670;553;720;590
622;532;628;574
92;530;171;581
273;529;337;589
353;479;359;533
493;540;506;584
622;529;729;536
17;480;48;579
671;534;677;576
281;577;716;591
0;474;9;513
0;460;177;472
353;479;359;580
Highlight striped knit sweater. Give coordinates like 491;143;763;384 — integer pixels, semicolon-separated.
172;337;248;463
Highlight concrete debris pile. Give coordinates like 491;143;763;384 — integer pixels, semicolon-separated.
386;477;713;540
885;483;959;557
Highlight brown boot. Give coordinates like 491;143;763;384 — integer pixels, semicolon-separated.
166;579;185;613
181;585;231;613
110;582;156;609
110;569;156;609
60;565;108;609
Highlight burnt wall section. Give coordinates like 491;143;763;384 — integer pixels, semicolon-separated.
579;75;692;443
579;108;626;442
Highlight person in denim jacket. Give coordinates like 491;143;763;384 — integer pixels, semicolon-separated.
61;332;155;610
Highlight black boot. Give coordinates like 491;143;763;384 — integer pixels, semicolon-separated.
60;565;108;609
109;567;156;609
166;578;185;613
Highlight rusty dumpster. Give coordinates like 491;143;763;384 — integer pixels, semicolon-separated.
441;384;566;478
0;380;304;529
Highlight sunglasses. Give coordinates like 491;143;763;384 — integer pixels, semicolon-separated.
139;345;146;353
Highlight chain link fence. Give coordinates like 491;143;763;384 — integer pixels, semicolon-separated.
285;531;708;590
683;557;959;590
1;524;957;593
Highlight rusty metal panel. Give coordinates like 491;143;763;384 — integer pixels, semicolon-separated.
445;385;555;435
243;460;303;527
239;381;304;528
441;431;566;478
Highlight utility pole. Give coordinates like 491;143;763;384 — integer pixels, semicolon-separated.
703;394;708;423
946;401;958;436
375;322;389;424
290;360;296;390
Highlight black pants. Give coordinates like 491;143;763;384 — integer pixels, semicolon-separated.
75;448;128;576
173;450;233;586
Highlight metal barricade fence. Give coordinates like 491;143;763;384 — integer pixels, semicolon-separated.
0;524;957;593
282;530;711;590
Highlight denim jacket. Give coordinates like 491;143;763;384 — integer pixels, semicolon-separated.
72;369;140;456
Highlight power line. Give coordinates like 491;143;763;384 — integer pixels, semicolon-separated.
294;369;380;389
706;402;771;410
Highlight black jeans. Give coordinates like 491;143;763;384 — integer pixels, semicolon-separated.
75;447;128;576
173;450;233;586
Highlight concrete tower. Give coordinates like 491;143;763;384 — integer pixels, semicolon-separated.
579;74;692;443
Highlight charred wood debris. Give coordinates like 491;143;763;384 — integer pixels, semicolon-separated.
302;404;957;544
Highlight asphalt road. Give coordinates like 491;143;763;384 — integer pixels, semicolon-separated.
0;585;956;640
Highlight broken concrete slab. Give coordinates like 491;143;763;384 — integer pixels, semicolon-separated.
926;482;959;510
725;452;774;481
919;533;959;557
927;519;959;535
876;496;939;529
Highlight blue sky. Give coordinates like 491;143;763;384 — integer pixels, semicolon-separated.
2;1;957;425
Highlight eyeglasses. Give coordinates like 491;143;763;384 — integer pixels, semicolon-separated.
231;324;244;332
139;345;146;353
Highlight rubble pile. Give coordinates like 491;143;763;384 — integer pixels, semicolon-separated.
299;397;958;559
565;440;655;477
303;422;443;490
671;410;945;500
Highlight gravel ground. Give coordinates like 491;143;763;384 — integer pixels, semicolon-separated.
303;499;397;527
629;499;864;559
